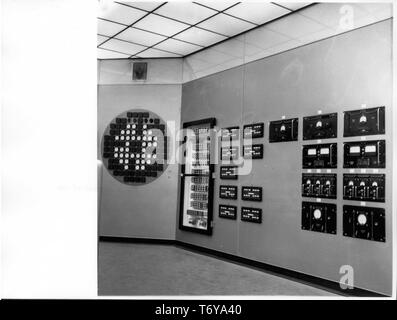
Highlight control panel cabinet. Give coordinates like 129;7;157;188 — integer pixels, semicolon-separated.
219;185;238;200
343;140;385;168
219;205;237;220
302;143;337;168
343;205;385;242
303;113;337;140
343;174;385;202
302;202;336;234
344;106;385;137
302;174;337;199
179;118;216;235
243;123;264;139
269;118;298;142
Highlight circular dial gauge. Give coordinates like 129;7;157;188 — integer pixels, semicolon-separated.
313;209;322;219
101;109;168;185
357;213;367;225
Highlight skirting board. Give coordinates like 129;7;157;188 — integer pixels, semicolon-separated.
99;236;387;297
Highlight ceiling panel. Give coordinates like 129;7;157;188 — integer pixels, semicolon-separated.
98;48;130;59
276;2;312;11
174;27;227;46
116;27;167;47
197;13;256;37
99;2;147;25
225;2;290;25
155;2;216;24
97;34;109;45
133;13;189;36
97;19;126;37
193;1;239;12
134;48;181;58
100;38;146;55
121;1;164;12
154;38;202;55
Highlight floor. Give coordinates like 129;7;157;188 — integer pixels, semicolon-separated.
98;241;338;296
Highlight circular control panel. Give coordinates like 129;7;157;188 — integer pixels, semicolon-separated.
101;109;168;185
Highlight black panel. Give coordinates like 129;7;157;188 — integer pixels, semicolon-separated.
343;174;385;202
243;123;264;139
301;202;336;234
219;185;238;200
344;106;385;137
301;174;337;199
243;144;263;159
241;207;262;223
221;126;239;141
343;140;385;168
219;205;237;220
302;143;337;168
343;205;385;242
269;118;298;142
220;166;238;179
303;113;337;140
221;146;239;161
242;186;262;201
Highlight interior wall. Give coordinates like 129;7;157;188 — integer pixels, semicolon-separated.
98;59;182;240
177;20;393;295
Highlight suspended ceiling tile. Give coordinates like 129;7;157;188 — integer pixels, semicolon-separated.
276;2;312;11
174;27;227;47
98;34;110;45
155;2;216;24
193;1;239;12
116;27;167;46
224;2;290;25
100;38;146;55
244;25;292;50
98;2;147;25
97;19;126;37
135;48;181;58
120;1;164;12
197;13;256;37
266;12;325;39
133;13;189;36
154;38;202;56
98;48;130;59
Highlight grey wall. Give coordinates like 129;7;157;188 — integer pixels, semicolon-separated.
98;84;181;239
177;20;393;295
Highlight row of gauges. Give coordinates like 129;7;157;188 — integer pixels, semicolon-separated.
221;106;385;143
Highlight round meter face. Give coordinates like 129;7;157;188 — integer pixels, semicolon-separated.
101;109;168;185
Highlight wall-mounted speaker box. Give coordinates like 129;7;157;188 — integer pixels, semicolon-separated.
133;62;148;80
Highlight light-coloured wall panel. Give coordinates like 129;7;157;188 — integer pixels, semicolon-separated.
177;20;393;295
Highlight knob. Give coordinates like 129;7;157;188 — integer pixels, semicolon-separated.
280;125;286;132
313;209;322;219
316;121;322;128
359;115;367;123
357;214;367;225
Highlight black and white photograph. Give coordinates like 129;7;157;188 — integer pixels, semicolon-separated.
1;0;397;311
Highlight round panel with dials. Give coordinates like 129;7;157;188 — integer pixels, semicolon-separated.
101;109;168;185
